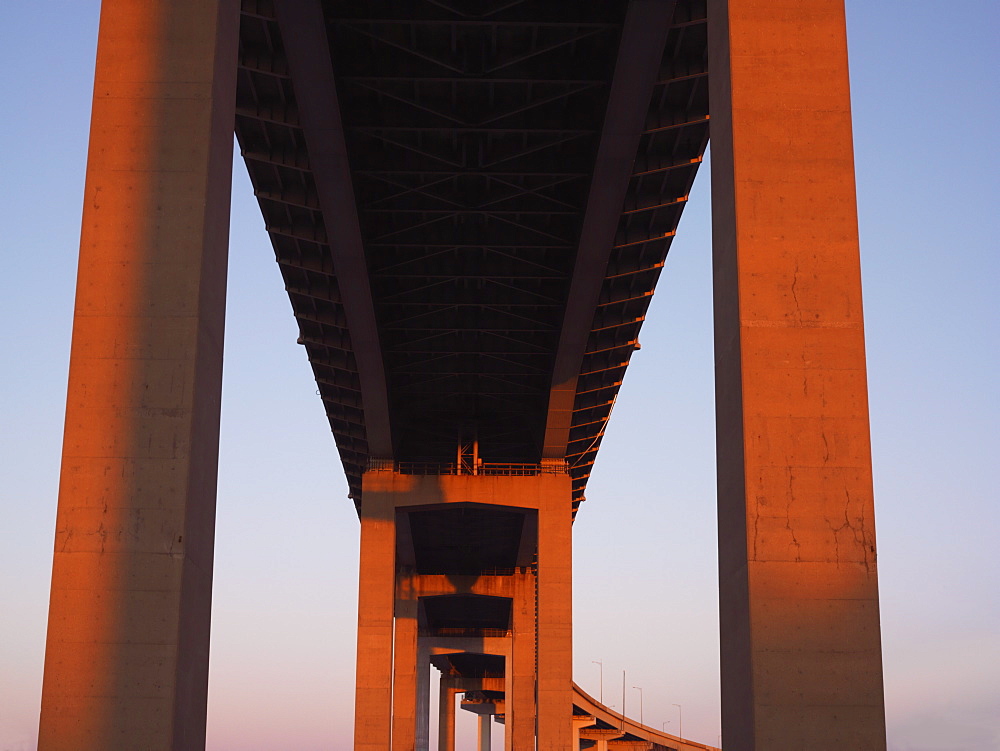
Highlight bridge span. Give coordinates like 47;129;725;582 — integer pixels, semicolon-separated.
38;0;887;749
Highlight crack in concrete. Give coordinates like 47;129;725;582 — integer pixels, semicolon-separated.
822;488;873;572
791;260;802;323
751;482;760;562
786;471;802;562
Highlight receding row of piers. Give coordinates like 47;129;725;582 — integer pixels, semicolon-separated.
356;468;573;750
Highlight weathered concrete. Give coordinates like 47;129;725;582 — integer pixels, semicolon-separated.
37;2;238;749
708;0;887;748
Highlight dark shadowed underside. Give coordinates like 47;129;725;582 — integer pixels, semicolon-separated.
235;0;709;510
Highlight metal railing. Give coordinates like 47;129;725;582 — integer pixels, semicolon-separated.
367;459;568;476
419;627;512;638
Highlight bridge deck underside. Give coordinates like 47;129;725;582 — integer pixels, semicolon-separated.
235;0;709;510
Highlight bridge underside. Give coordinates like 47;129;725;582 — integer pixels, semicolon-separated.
236;0;709;508
38;0;887;750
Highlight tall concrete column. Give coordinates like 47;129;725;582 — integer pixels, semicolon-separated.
393;589;420;749
478;713;492;751
37;2;238;749
355;476;397;750
509;569;537;750
438;681;457;751
536;480;573;749
417;641;432;751
707;1;887;749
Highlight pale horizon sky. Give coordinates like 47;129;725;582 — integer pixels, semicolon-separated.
2;2;998;750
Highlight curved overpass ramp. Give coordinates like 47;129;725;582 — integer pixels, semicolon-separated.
572;683;719;751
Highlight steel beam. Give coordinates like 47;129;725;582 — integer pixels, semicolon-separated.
274;0;394;457
542;0;676;458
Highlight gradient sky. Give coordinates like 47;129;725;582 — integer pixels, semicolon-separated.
2;2;998;750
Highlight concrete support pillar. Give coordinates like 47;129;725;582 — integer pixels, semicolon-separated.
355;485;397;750
536;488;573;749
572;716;595;750
707;1;887;749
478;714;493;751
417;641;431;751
438;681;457;751
37;2;238;749
393;592;419;750
509;569;537;750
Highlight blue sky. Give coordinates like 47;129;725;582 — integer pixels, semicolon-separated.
1;2;997;749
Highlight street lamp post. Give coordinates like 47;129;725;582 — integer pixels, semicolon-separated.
592;660;603;704
632;686;644;727
672;703;683;740
621;671;626;732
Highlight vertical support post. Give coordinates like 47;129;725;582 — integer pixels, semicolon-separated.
509;569;536;750
37;1;238;749
355;474;397;750
393;585;419;749
707;1;887;749
438;680;457;751
536;477;574;750
479;713;493;751
417;640;432;751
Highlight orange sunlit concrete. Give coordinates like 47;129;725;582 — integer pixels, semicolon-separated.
37;1;238;749
708;0;887;748
38;0;886;749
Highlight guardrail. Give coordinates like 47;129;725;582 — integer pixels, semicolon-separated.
367;459;569;476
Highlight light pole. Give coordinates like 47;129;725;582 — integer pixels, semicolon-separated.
632;686;644;727
662;721;670;734
621;671;626;731
672;703;683;740
592;660;603;703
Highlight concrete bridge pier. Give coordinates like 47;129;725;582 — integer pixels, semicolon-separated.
509;567;537;750
354;466;574;749
708;0;887;748
478;713;492;751
37;1;238;749
417;642;432;751
437;681;458;751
